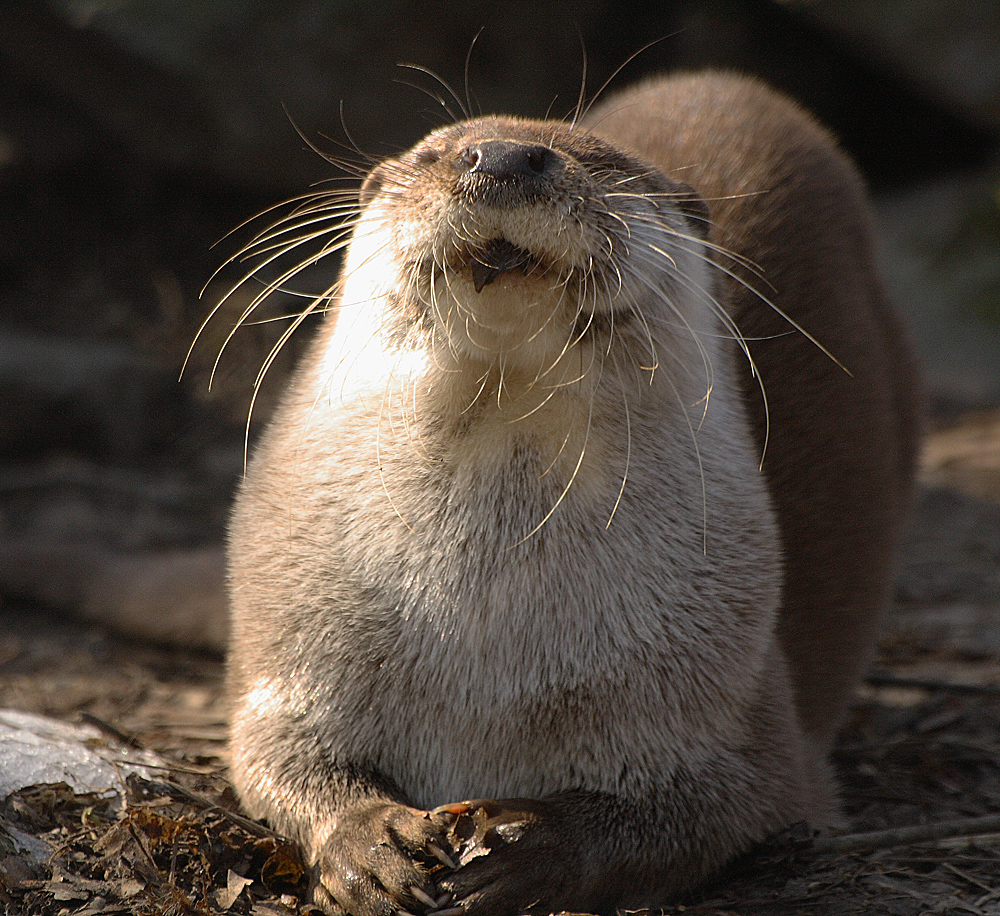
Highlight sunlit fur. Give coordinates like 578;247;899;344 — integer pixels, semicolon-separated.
202;115;780;539
227;89;810;899
223;72;919;916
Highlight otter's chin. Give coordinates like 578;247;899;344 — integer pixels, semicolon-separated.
426;270;587;373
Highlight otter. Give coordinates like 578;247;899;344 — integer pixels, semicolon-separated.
226;72;919;916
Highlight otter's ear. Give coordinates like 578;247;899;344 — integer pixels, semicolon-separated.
670;182;712;241
359;163;388;208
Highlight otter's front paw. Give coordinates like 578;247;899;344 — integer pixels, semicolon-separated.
433;799;582;916
311;802;458;916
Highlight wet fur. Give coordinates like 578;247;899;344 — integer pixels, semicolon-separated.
225;72;918;915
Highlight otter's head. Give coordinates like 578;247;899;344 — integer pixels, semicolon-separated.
340;117;715;390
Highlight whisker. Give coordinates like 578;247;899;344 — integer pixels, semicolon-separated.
606;348;631;528
576;36;675;127
397;63;469;121
464;29;485;119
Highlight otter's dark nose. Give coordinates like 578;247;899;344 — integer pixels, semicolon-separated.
461;140;553;181
459;140;556;205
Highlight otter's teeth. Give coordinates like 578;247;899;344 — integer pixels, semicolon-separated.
470;260;501;293
470;238;533;292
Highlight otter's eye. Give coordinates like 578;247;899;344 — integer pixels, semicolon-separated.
525;146;549;174
413;146;442;167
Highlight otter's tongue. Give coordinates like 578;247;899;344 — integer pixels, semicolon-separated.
470;238;533;292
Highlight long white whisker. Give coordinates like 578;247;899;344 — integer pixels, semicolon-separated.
606;349;631;528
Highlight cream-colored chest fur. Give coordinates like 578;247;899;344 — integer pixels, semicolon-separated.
267;322;783;809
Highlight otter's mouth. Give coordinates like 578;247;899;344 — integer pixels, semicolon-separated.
420;236;636;337
468;238;539;292
459;238;636;334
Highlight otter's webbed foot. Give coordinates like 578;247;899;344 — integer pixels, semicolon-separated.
311;802;459;916
313;796;617;916
429;798;590;916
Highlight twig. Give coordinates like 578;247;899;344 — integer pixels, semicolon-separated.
814;814;1000;855
866;670;1000;696
79;712;143;749
128;775;284;841
941;860;995;895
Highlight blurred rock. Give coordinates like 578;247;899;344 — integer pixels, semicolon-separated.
0;709;162;799
4;0;991;193
875;168;1000;408
790;0;1000;134
0;330;182;462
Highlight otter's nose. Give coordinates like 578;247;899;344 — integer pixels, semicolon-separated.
461;140;553;181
